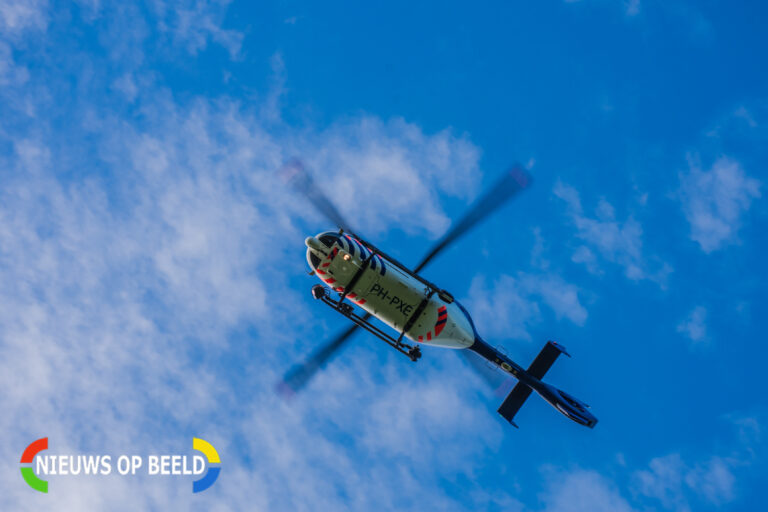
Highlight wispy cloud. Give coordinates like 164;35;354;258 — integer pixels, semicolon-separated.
466;272;587;342
0;40;28;85
148;0;244;58
554;181;671;286
541;414;762;512
676;305;707;346
678;156;761;253
707;102;768;141
541;468;637;512
306;115;481;237
0;0;45;88
633;453;736;512
0;0;48;36
625;0;640;16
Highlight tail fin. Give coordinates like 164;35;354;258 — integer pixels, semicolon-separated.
497;341;597;428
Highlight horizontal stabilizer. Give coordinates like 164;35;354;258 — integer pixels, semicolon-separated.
527;341;569;379
496;341;570;426
497;382;532;427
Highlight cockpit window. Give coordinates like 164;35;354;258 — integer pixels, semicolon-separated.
319;234;339;248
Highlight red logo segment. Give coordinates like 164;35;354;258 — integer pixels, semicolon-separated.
417;306;448;343
21;437;48;463
434;306;448;336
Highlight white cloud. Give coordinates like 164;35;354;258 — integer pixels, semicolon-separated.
633;453;737;512
111;73;139;102
633;453;690;511
528;273;588;325
676;305;707;345
0;0;43;89
554;181;671;285
542;412;761;512
733;105;758;128
0;0;47;36
0;40;27;85
149;0;243;58
728;414;762;451
8;0;244;65
466;272;587;342
466;275;541;341
625;0;640;16
0;80;490;509
530;227;550;270
305;115;481;237
541;468;637;512
360;373;497;463
685;457;736;506
679;156;761;253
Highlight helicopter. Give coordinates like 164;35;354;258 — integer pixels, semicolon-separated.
277;160;597;429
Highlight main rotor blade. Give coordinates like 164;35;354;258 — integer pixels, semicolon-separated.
277;316;368;395
279;159;355;233
414;165;531;273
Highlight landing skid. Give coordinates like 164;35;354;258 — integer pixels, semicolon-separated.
311;285;422;362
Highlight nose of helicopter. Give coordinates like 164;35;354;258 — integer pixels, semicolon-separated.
305;231;341;270
305;236;326;254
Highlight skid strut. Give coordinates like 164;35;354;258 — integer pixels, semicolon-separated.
312;285;422;361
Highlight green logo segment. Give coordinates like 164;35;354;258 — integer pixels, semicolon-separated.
20;437;48;493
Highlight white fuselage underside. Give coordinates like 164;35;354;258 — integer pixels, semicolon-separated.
308;233;475;349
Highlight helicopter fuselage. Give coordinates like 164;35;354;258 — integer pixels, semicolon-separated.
306;231;475;350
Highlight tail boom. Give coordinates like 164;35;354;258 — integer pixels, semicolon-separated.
469;339;597;428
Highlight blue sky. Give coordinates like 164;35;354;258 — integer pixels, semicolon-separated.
1;0;767;510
